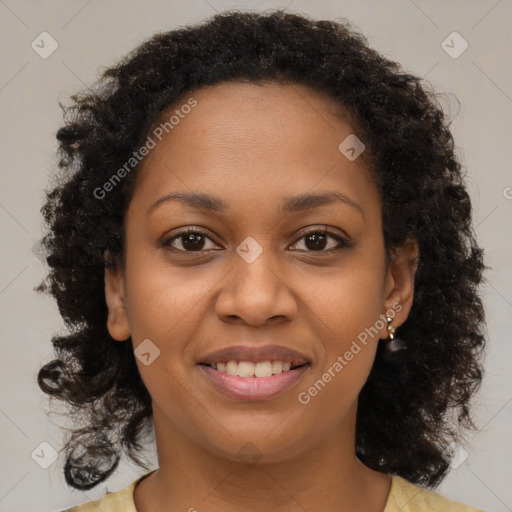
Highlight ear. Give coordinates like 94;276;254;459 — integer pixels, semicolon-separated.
104;264;131;341
380;239;419;337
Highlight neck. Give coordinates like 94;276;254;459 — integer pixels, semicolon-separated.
133;404;391;512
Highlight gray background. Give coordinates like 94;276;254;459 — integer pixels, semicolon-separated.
0;1;511;511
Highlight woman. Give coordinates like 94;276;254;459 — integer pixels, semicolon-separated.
37;9;486;512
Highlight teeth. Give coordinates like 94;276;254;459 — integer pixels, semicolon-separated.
272;361;282;374
255;361;273;377
210;360;301;377
226;361;238;376
238;361;255;377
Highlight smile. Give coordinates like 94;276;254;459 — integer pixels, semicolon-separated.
198;362;310;401
206;360;304;377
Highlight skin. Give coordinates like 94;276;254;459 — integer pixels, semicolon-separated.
105;81;418;512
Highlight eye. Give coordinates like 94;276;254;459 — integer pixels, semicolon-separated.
161;228;220;252
289;227;350;252
161;226;351;254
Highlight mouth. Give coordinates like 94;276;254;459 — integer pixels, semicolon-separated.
197;344;312;401
199;360;309;376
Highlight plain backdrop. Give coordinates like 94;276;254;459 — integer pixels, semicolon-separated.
0;1;511;511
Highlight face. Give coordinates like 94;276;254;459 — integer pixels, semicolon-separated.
105;81;417;465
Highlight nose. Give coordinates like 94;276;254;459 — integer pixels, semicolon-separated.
214;245;298;327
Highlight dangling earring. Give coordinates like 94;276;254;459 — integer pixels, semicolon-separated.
385;316;405;352
385;317;396;340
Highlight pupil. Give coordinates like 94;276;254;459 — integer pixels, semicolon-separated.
180;232;328;251
305;233;326;251
183;233;204;251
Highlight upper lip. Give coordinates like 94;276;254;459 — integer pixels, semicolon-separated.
199;344;311;365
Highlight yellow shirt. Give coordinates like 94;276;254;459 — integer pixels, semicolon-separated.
63;470;485;511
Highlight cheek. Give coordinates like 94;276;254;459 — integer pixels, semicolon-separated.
300;252;386;344
295;253;385;414
124;255;220;344
296;293;381;431
123;259;217;425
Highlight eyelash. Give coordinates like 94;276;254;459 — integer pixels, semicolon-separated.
160;226;351;255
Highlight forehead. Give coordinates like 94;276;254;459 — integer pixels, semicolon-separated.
166;80;354;153
188;80;346;118
131;80;376;217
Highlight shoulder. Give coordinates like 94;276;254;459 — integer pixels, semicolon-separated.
60;483;136;512
61;470;156;512
384;475;485;512
61;471;485;512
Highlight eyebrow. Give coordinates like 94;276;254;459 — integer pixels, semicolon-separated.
147;191;363;217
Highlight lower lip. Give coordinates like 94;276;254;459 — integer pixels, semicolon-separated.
198;364;310;401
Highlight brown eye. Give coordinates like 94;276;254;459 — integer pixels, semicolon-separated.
290;229;350;252
162;229;219;252
161;226;350;255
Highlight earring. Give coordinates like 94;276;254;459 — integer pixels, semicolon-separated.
384;317;406;352
386;317;396;340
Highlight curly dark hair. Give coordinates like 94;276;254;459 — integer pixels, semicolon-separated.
36;9;486;491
